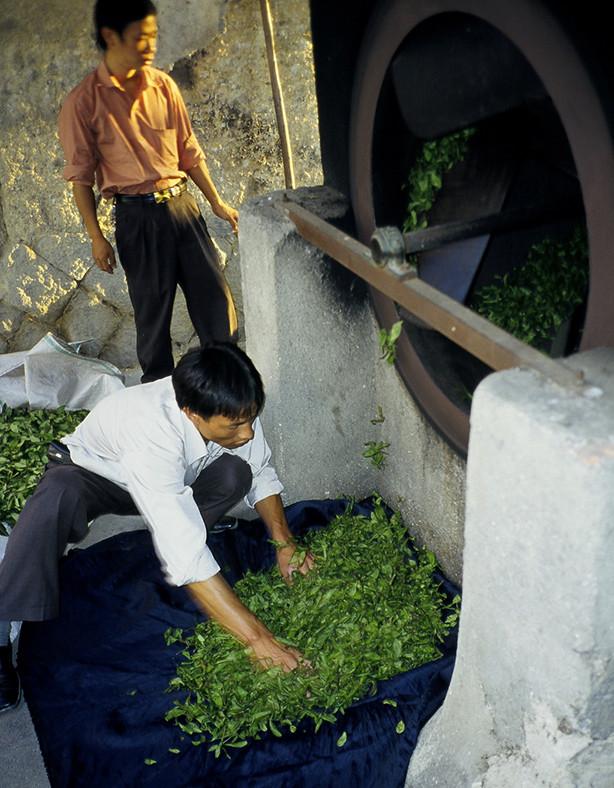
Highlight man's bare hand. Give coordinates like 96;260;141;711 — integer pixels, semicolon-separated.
186;162;238;236
187;572;310;675
276;544;316;583
249;633;311;673
91;235;117;274
71;184;117;273
211;199;239;236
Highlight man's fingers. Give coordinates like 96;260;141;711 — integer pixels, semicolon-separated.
298;551;316;575
95;258;115;274
277;649;311;674
228;211;239;236
92;240;116;274
252;642;311;674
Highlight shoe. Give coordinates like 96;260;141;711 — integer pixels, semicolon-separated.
0;644;21;712
210;516;238;533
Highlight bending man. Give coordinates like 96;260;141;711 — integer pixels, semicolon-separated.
0;342;315;713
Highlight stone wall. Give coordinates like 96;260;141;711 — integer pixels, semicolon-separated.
0;0;321;370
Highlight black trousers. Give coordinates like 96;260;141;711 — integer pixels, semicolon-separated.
115;191;238;383
0;453;251;622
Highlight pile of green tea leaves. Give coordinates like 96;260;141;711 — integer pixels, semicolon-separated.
0;405;88;536
165;498;460;757
402;128;476;234
473;224;588;349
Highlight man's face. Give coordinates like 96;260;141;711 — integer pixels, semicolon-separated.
103;14;158;73
184;409;256;450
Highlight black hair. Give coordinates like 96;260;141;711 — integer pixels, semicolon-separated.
94;0;157;49
172;343;265;421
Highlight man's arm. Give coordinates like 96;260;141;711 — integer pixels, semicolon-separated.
186;572;307;672
186;494;314;672
186;161;239;235
71;183;117;274
255;494;316;581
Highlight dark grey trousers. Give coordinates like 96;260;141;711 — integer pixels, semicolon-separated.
115;190;238;383
0;453;251;622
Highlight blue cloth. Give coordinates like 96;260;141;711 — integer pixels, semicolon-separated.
18;499;457;788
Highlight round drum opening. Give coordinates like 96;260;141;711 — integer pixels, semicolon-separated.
349;0;614;453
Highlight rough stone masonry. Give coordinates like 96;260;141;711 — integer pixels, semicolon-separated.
0;0;321;370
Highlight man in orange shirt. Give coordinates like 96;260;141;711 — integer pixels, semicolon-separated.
58;0;239;382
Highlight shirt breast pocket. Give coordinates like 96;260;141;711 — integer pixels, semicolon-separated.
147;127;179;164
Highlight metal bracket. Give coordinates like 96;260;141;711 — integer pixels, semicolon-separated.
370;226;415;278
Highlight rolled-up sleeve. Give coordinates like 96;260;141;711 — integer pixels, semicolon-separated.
121;449;220;586
58;91;98;186
166;79;205;172
237;418;284;508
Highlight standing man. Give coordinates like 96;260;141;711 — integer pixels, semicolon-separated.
58;0;239;382
0;342;315;713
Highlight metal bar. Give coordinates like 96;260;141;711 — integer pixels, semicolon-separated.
260;0;295;189
276;197;584;390
401;194;584;255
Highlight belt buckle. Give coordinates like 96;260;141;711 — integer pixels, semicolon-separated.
154;189;171;204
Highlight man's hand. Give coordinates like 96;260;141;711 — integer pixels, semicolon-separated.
71;184;117;274
91;235;117;274
211;199;239;236
186;572;310;674
249;632;311;673
276;543;316;583
254;494;316;583
186;162;239;236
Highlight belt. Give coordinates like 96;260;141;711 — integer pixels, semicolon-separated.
114;181;187;205
47;440;72;464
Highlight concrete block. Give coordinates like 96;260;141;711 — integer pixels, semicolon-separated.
406;349;614;787
240;187;376;505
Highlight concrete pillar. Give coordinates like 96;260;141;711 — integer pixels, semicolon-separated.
239;187;377;504
406;349;614;787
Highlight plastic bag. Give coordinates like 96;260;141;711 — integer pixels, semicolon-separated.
0;333;125;410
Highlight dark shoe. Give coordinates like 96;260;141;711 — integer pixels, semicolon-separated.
210;516;238;534
0;644;21;712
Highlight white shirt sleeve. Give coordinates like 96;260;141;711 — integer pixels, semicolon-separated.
62;381;284;586
232;418;284;508
120;446;221;586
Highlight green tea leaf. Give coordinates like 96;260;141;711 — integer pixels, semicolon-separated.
473;225;588;349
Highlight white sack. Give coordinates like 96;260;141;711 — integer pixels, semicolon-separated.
0;333;125;410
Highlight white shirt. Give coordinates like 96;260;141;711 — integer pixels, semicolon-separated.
61;377;283;586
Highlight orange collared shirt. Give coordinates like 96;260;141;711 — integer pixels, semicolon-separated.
58;61;205;198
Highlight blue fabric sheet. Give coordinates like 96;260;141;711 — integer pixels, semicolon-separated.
18;499;457;788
